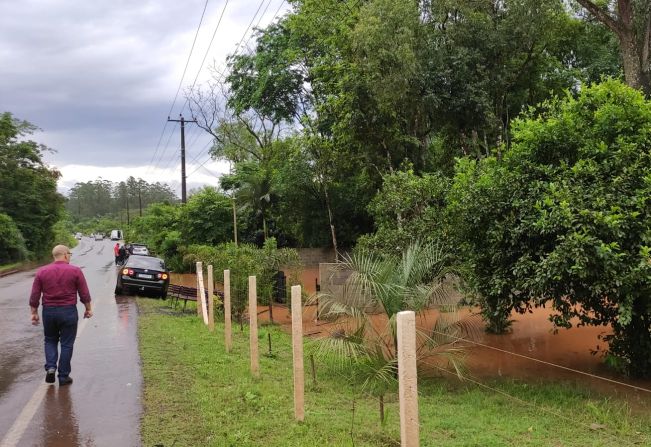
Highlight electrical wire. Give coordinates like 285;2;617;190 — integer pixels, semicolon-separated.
148;0;212;172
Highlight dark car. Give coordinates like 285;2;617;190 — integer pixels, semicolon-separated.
115;255;169;298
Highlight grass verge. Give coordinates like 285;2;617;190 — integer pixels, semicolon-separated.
137;298;650;447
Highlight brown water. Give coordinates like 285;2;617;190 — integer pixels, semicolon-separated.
171;272;651;408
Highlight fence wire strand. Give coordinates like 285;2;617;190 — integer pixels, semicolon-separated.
419;359;643;447
429;328;651;393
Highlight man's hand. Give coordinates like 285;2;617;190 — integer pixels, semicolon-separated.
83;309;93;319
31;313;39;326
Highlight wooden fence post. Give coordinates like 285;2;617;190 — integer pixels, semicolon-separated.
207;265;214;332
196;262;203;318
224;269;232;353
397;310;419;447
291;285;305;421
249;275;259;377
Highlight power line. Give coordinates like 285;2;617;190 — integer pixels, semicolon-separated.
181;0;282;180
148;0;211;172
178;0;232;116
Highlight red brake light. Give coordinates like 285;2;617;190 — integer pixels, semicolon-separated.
157;273;169;280
128;269;134;276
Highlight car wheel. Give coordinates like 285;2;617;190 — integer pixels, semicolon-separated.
160;290;167;300
115;284;122;295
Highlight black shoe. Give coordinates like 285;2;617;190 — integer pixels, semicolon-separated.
59;377;73;386
45;368;56;384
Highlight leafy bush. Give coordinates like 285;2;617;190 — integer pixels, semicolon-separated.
449;80;651;377
0;213;28;263
356;168;451;257
185;238;302;327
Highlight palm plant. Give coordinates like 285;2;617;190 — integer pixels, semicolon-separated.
308;241;463;422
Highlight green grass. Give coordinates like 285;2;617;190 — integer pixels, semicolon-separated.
0;261;22;273
137;298;650;447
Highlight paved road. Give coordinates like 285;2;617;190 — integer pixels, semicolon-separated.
0;238;141;447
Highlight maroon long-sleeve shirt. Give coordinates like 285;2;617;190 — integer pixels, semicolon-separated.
29;261;91;308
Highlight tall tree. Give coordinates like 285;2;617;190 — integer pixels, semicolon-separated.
0;112;63;257
575;0;651;93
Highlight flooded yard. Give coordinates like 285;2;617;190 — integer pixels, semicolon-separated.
169;271;651;409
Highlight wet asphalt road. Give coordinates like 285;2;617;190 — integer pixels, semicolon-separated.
0;238;142;446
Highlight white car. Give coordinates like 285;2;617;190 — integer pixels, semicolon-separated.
130;244;150;256
75;232;82;240
94;233;103;241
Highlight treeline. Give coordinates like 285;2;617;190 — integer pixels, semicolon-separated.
65;177;177;222
0;112;71;263
173;1;650;378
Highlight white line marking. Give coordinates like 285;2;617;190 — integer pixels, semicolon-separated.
0;310;93;447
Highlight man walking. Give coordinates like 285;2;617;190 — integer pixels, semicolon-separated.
113;242;120;265
29;245;93;385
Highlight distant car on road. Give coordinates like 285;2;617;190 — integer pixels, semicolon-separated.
94;233;104;241
115;255;169;298
75;232;82;240
130;243;149;256
110;229;123;241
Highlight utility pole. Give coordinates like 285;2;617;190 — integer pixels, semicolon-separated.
167;114;197;203
138;182;143;217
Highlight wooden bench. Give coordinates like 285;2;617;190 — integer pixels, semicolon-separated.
168;284;223;312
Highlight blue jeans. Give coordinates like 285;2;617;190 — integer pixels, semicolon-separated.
42;305;78;380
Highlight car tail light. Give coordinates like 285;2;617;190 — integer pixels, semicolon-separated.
122;268;129;275
128;269;134;276
157;273;168;280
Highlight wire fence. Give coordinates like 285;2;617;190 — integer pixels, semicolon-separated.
164;266;650;447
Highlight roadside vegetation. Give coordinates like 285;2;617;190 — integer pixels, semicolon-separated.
4;1;651;379
137;298;650;447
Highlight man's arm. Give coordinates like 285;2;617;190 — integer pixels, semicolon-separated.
77;270;93;318
29;274;42;325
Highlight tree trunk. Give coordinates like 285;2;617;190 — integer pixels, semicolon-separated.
576;0;651;95
323;184;339;261
620;27;646;92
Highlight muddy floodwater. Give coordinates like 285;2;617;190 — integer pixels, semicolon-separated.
175;269;650;410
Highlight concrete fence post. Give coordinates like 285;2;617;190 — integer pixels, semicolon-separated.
198;264;208;325
224;269;232;353
196;262;203;318
397;310;419;447
291;285;305;421
249;275;259;377
207;265;214;332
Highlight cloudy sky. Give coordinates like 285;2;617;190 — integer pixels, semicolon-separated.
0;0;289;197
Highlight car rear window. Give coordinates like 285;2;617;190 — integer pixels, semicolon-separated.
127;256;165;270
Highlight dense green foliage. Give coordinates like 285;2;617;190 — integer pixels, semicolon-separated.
175;1;651;377
0;112;64;261
448;80;651;377
65;176;177;223
184;238;301;326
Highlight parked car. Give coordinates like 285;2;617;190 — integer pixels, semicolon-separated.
75;232;82;240
110;229;123;241
115;255;169;298
130;243;149;256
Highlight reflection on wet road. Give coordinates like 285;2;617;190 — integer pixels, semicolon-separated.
0;238;142;446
